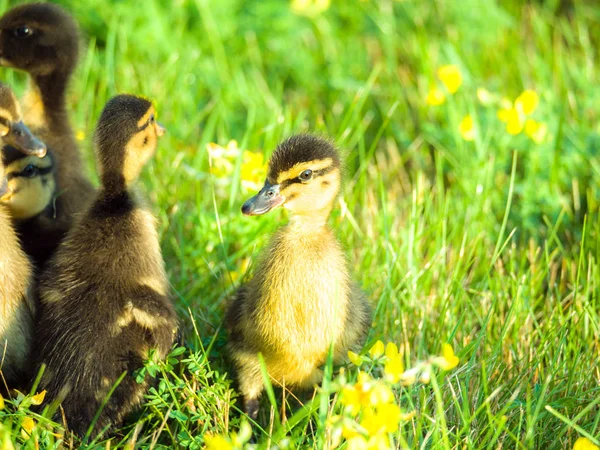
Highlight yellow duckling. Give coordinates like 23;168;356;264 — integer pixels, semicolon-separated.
226;134;371;418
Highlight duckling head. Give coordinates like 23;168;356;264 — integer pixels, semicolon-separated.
0;3;79;77
242;135;341;223
0;82;46;157
0;146;55;219
95;94;166;194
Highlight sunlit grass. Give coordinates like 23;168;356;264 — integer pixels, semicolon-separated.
1;0;599;448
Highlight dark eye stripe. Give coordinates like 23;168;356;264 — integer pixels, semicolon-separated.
137;120;151;132
7;165;53;180
279;165;335;189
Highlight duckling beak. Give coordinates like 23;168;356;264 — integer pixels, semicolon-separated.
6;121;47;157
156;121;166;137
242;181;285;216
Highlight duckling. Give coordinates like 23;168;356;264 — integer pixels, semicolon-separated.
226;134;372;418
35;94;177;437
0;2;94;220
0;82;47;388
1;146;61;269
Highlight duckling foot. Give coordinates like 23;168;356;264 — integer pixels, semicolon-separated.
244;397;259;420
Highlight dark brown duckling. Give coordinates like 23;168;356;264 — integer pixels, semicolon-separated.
0;81;46;389
226;134;372;418
35;95;177;437
0;2;94;221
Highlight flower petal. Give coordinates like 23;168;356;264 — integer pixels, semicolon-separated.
385;342;399;359
524;119;547;144
204;434;233;450
426;87;446;106
384;355;404;383
437;65;463;94
458;114;475;141
30;390;46;406
368;340;385;358
348;350;364;366
433;343;459;370
515;89;539;115
573;437;600;450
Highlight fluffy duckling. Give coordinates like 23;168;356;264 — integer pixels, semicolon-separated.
226;134;372;418
35;95;177;437
0;82;46;388
0;2;94;220
1;146;60;269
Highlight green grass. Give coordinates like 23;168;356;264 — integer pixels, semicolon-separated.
1;0;600;448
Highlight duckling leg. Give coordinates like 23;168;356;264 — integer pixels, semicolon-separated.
231;350;264;419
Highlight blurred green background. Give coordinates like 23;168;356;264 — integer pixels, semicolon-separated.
2;0;600;448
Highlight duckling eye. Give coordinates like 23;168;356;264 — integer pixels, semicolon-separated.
13;26;32;38
299;169;313;182
22;164;38;178
149;114;155;123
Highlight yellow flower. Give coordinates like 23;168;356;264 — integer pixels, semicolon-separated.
524;119;547;144
30;390;46;406
291;0;330;16
432;343;459;371
426;87;445;106
207;140;241;178
368;382;394;406
515;89;539;115
204;434;233;450
497;108;512;123
498;107;525;135
437;65;463;94
385;342;399;359
240;151;266;192
340;385;362;413
574;437;600;450
0;393;4;410
75;130;85;141
341;420;360;440
361;403;402;435
348;350;364;366
458;114;475;141
497;91;541;136
384;355;404;383
506;111;524;135
21;417;35;439
341;372;381;414
368;340;384;359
